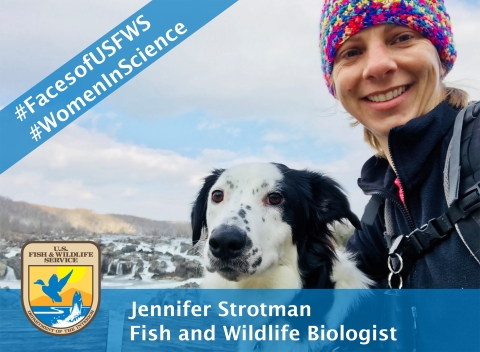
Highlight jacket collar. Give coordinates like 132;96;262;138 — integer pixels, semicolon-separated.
358;100;459;196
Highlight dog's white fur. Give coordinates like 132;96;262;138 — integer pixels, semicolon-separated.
196;163;372;289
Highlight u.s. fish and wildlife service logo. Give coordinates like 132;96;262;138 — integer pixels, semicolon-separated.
21;241;100;335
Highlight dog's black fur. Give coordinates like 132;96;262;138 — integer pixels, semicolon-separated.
191;168;225;245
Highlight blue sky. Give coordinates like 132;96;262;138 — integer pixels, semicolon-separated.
0;0;479;221
76;106;347;164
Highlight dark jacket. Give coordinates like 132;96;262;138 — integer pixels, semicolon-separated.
346;100;480;288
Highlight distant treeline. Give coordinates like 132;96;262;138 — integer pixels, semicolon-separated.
0;196;191;238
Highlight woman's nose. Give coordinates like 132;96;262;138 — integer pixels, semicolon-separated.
362;43;397;81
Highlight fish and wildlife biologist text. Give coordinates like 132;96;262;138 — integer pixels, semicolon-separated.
127;300;397;345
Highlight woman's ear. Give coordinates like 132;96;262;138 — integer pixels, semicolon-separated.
331;81;338;99
439;60;447;78
191;169;224;245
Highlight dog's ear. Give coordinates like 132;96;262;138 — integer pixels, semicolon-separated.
191;169;224;245
309;172;361;230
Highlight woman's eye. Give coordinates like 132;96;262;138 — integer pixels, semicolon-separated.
345;50;360;58
396;34;413;43
267;192;283;205
211;190;224;203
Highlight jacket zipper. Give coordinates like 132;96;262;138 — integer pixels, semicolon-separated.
387;141;416;231
367;190;416;231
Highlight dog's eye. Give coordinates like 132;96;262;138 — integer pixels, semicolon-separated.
211;190;224;203
267;192;283;205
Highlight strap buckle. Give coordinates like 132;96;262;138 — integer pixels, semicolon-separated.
460;182;480;216
448;182;480;223
409;218;447;254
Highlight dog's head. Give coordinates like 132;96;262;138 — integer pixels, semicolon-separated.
191;163;360;287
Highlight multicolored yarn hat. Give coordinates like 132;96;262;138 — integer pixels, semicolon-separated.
320;0;457;96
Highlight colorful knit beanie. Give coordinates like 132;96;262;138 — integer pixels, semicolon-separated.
320;0;457;96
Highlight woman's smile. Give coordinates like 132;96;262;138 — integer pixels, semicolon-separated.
364;85;409;103
362;84;412;111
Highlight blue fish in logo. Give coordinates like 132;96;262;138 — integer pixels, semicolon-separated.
33;269;73;303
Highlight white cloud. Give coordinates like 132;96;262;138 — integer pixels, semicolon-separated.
226;127;241;137
262;131;302;143
197;121;222;130
0;121;224;220
120;188;138;198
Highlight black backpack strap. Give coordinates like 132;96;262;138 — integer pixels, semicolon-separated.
448;102;480;205
455;102;480;264
387;102;480;288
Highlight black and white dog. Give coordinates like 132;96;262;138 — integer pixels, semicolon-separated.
191;163;372;289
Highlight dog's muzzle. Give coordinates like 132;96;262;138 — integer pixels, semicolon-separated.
209;224;247;261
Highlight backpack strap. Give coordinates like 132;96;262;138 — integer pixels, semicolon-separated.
387;102;480;288
454;102;480;265
447;102;480;205
384;198;394;249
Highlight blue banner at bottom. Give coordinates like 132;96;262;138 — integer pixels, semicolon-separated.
1;289;479;351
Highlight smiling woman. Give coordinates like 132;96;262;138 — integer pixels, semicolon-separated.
319;0;479;290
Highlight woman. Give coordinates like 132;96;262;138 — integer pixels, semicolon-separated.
319;0;479;288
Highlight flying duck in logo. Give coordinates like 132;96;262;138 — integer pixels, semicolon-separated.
34;269;73;303
21;242;100;335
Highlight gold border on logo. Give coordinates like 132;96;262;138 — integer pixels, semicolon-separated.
21;241;101;336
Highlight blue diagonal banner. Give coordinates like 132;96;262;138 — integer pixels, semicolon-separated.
0;0;237;174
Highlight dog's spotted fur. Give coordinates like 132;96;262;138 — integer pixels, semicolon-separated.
191;162;372;289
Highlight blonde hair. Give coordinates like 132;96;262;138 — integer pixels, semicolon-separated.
352;86;469;158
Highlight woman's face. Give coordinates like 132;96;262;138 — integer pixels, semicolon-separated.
332;25;445;141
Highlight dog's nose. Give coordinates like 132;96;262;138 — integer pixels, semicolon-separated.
209;225;246;260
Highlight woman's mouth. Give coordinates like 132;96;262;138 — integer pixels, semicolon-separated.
364;85;411;103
